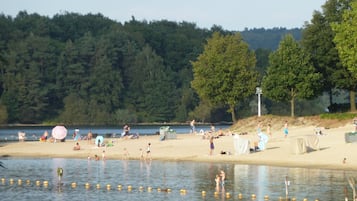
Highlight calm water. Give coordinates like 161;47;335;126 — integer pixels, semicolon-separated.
0;125;230;141
0;158;356;201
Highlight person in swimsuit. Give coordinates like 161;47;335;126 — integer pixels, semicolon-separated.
210;137;214;155
283;121;288;138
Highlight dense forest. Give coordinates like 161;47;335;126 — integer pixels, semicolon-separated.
0;1;355;125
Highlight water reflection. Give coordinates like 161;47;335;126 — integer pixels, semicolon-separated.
0;158;356;201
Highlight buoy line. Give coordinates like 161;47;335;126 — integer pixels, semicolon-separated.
1;177;321;200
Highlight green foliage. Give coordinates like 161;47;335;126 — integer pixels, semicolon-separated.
0;103;8;124
302;0;357;113
320;112;356;120
332;1;357;76
0;11;352;125
240;27;302;50
189;99;213;122
113;109;138;124
125;45;176;122
191;32;258;122
262;34;322;117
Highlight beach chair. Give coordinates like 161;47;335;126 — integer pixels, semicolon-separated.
233;134;250;155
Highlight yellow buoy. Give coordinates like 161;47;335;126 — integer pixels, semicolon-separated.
303;199;308;201
238;193;243;199
106;184;111;190
96;184;100;189
85;183;90;189
128;185;132;191
139;186;144;191
26;180;30;185
225;192;231;198
214;191;219;197
291;198;296;201
9;178;14;185
201;191;206;196
157;188;161;192
36;180;41;186
167;188;171;193
264;195;269;200
18;179;22;185
251;194;256;199
71;182;77;188
147;186;152;192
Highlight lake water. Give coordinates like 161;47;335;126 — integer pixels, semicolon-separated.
0;158;356;201
0;124;230;142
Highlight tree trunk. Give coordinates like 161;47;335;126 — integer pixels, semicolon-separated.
350;90;356;112
290;88;295;117
230;105;237;123
329;88;333;106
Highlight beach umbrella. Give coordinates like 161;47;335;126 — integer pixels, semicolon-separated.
95;136;104;146
52;126;67;140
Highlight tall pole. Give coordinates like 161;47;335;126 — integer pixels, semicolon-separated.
256;87;262;117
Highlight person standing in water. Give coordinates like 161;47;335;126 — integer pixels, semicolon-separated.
215;174;220;191
220;170;225;187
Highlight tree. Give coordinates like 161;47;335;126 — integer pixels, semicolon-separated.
332;1;357;75
191;32;258;122
302;0;356;112
262;34;322;117
331;1;357;112
126;45;176;122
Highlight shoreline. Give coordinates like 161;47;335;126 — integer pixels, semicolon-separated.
2;124;357;171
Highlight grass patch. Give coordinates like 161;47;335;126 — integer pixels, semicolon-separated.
320;113;356;120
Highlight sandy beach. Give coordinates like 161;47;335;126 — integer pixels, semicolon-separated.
1;121;357;171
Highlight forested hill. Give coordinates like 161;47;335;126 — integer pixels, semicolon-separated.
240;27;302;50
0;12;303;125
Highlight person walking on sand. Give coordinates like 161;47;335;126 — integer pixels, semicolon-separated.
102;150;106;160
139;148;144;160
283;121;288;138
190;119;196;134
146;143;152;160
209;136;215;155
257;121;262;133
87;130;93;144
353;117;357;132
267;123;272;137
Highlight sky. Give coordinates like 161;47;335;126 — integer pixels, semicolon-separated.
0;0;327;31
